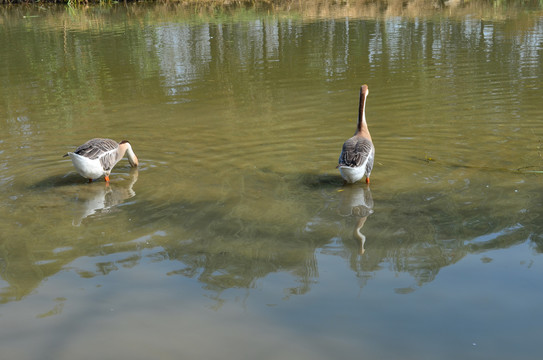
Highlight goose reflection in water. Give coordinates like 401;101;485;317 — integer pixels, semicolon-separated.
338;185;374;254
72;168;139;226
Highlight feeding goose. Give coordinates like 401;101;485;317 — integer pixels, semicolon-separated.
64;138;138;183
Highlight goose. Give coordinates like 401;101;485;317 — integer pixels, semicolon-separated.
338;84;375;184
64;138;138;182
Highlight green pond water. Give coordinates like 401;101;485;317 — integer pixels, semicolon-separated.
1;2;543;359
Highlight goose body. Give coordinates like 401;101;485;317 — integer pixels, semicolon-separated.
338;84;374;184
64;138;138;182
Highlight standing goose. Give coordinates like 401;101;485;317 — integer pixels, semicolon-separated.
338;84;374;184
64;138;139;183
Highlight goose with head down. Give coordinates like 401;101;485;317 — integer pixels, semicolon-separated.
338;84;374;184
64;138;139;183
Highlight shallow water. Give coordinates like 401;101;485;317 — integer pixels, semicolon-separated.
1;2;543;359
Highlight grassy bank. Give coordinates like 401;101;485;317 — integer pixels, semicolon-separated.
2;1;543;16
0;0;541;6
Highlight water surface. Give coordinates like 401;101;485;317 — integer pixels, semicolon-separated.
1;2;543;359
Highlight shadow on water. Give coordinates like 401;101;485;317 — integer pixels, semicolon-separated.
30;164;140;189
297;173;345;189
29;173;85;188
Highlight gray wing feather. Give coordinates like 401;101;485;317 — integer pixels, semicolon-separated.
365;149;375;177
73;138;119;160
339;136;374;169
73;138;121;171
99;151;119;172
